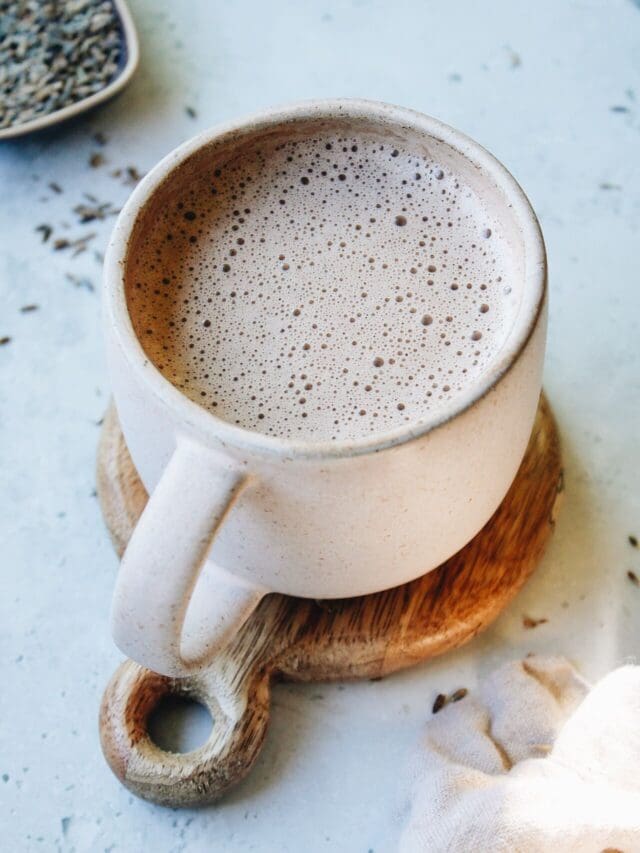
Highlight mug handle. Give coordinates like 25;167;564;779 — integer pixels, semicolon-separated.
110;436;265;677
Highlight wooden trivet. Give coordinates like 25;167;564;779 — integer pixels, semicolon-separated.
98;395;562;808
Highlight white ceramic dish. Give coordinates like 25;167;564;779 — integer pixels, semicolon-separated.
0;0;139;141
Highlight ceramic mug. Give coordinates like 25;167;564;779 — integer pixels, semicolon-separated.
103;99;547;678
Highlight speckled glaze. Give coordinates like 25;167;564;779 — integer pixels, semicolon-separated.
103;99;547;678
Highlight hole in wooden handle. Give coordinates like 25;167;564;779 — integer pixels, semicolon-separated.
147;693;214;754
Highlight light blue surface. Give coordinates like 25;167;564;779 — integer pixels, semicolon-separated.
1;1;639;850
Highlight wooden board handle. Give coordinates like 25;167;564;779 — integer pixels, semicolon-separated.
99;659;271;807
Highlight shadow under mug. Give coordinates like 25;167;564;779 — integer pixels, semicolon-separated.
103;99;547;678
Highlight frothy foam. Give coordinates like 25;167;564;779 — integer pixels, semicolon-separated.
126;128;520;441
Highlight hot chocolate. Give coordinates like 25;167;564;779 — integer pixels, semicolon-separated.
126;126;520;441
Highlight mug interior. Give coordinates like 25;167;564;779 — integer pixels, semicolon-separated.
107;100;546;459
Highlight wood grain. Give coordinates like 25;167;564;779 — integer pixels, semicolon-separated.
98;394;562;807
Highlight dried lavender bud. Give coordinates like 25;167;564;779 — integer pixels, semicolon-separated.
450;688;468;703
523;615;549;629
73;200;118;223
36;224;52;242
65;273;94;292
432;693;447;714
53;232;96;254
124;165;143;184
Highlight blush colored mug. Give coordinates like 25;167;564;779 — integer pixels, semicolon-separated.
103;99;547;677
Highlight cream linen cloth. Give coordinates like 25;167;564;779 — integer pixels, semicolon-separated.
399;656;640;852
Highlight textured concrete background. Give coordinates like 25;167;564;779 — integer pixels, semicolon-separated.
1;1;639;850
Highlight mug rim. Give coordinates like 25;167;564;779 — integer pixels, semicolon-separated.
103;97;547;461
